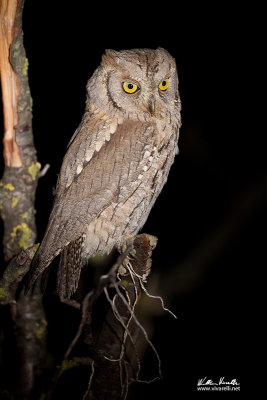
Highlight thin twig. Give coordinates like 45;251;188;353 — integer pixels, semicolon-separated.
38;163;50;178
103;287;137;361
112;277;162;381
64;290;94;359
127;261;178;319
82;360;95;400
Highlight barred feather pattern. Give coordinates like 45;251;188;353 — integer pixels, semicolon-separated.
57;236;85;299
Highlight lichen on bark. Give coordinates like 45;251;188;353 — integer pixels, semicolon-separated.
0;0;39;260
0;1;46;398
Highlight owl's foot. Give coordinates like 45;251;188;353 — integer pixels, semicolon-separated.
118;234;158;280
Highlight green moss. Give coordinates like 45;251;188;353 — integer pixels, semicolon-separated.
35;318;48;340
10;222;32;248
17;268;26;275
0;287;7;299
4;183;15;191
28;162;41;180
61;359;78;371
21;211;28;219
11;197;19;208
22;57;29;76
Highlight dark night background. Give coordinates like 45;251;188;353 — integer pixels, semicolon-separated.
0;1;263;398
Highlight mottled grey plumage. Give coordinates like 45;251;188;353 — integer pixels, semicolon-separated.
26;48;181;299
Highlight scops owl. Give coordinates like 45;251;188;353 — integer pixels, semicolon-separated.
26;48;181;299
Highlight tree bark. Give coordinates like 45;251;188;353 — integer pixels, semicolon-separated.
0;1;46;398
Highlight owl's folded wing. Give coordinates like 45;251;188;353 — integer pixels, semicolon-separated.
25;118;157;291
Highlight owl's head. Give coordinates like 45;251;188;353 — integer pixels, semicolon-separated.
87;48;180;121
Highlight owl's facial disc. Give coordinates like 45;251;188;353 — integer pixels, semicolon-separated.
96;48;179;119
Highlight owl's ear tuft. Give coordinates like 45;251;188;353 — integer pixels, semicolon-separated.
101;49;120;68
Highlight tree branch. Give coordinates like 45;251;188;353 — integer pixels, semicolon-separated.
0;246;35;305
77;235;158;399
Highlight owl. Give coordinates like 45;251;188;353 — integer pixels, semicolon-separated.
25;48;181;299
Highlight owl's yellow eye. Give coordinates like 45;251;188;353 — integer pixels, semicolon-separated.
159;78;169;91
122;82;139;94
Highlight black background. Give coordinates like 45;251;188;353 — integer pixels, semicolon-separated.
0;1;263;398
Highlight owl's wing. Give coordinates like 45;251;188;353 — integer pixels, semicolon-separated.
26;117;157;290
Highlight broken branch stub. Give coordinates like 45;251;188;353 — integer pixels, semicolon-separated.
0;0;40;260
84;233;158;400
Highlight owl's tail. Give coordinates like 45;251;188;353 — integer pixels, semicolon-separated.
57;237;85;299
24;236;85;299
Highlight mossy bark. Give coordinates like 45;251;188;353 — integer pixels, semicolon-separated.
0;0;39;260
0;1;46;398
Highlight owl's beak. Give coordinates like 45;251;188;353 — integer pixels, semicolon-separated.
147;98;156;115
